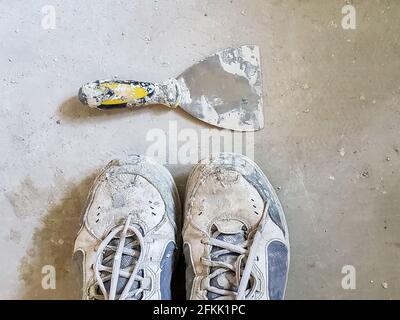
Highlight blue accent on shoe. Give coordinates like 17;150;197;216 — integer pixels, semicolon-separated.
160;241;176;300
183;243;195;299
267;241;288;300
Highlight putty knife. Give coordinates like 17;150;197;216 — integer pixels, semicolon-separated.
78;45;264;131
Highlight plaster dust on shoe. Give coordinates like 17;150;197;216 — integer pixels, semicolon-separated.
183;153;290;300
74;155;181;300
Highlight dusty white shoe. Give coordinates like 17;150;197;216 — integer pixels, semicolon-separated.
183;153;289;300
74;155;181;300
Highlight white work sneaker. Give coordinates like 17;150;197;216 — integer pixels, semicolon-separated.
74;155;181;300
183;153;289;300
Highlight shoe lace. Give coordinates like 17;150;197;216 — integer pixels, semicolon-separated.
201;202;269;300
91;215;147;300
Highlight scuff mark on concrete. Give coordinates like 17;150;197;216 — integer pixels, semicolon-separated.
8;229;21;244
6;177;47;219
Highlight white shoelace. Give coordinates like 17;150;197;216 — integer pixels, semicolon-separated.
201;202;269;300
93;215;145;300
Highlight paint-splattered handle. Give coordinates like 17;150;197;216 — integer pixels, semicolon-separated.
78;79;181;109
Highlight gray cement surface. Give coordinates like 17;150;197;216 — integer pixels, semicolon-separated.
0;0;399;299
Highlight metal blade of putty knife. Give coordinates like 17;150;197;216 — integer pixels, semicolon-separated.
176;45;264;131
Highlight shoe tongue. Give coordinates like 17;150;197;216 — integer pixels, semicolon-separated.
214;219;245;234
100;230;143;299
207;224;247;300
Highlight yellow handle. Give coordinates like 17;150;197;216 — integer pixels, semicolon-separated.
78;79;180;109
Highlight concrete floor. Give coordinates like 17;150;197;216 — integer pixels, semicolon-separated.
0;0;399;299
